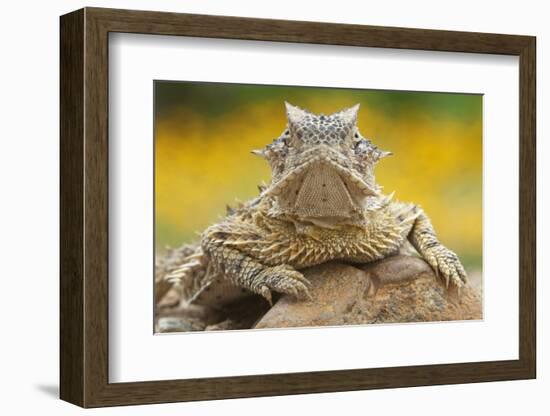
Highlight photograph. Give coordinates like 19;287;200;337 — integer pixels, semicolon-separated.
154;81;483;333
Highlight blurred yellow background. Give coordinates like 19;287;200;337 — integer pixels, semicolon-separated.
155;82;482;269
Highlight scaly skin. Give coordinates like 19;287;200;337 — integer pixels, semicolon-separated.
160;103;467;308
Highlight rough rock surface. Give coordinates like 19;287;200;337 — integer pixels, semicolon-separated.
255;256;482;329
156;255;482;332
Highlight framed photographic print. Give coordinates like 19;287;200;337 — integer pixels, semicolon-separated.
60;7;536;408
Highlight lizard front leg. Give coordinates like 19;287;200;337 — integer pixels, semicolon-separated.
201;224;311;304
408;208;468;289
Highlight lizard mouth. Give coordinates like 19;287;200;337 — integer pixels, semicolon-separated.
266;157;378;220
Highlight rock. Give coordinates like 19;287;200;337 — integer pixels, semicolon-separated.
157;317;206;332
155;254;482;332
254;262;370;329
254;256;482;329
204;296;272;331
156;292;271;333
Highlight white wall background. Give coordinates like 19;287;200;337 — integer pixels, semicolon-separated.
0;0;545;414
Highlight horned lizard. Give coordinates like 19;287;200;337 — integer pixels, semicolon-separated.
158;103;467;309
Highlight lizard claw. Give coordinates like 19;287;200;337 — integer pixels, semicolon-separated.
258;265;312;301
425;246;468;290
259;285;273;306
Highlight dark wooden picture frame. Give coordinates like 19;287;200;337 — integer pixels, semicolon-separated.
60;7;536;408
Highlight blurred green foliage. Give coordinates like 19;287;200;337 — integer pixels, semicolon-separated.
155;81;482;269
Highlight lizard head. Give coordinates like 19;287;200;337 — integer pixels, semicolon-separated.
254;102;391;224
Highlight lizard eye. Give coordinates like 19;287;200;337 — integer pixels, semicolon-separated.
354;138;370;155
265;135;289;158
